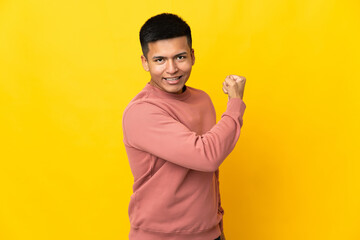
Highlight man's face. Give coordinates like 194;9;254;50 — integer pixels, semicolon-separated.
141;36;195;94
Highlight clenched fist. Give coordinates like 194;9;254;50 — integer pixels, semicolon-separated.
222;75;246;99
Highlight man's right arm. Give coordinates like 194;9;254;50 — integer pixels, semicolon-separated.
123;100;245;172
123;75;247;172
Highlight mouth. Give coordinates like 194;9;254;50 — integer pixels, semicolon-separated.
163;75;182;84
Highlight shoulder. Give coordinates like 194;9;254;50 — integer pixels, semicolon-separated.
187;86;213;102
123;85;158;116
187;86;216;110
123;100;166;120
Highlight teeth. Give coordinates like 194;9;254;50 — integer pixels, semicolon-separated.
165;76;181;81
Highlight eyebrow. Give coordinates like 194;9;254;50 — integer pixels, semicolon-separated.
152;52;187;60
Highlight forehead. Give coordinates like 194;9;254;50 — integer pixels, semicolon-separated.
147;36;190;57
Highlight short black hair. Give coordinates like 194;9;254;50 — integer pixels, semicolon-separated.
139;13;192;58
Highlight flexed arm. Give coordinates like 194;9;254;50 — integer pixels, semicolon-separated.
123;76;247;172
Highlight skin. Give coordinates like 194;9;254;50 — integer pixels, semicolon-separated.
141;36;195;94
222;75;246;100
141;35;246;98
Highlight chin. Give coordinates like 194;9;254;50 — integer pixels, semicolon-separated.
166;87;183;94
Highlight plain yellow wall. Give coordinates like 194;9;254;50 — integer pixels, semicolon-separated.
1;0;359;239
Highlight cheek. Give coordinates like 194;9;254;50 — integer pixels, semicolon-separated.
180;62;193;73
150;65;165;76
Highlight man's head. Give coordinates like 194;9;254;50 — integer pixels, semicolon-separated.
139;13;195;94
140;13;192;58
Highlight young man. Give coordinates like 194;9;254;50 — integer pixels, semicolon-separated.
122;13;246;240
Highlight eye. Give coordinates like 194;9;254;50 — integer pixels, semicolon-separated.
154;58;164;63
177;55;186;60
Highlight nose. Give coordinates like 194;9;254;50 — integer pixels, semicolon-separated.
166;59;178;74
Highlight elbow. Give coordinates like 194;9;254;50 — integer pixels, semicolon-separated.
208;163;221;172
202;158;223;172
198;148;227;172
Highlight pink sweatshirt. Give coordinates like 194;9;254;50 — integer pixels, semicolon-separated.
122;82;246;240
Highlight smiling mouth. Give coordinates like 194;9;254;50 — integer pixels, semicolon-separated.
163;76;182;81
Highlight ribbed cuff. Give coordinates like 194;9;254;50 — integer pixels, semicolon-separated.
221;98;246;126
226;98;246;115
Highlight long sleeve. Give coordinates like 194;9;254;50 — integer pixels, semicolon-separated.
123;98;246;172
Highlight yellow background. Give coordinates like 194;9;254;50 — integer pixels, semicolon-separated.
1;0;359;239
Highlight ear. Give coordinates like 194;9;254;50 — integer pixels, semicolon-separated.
191;48;195;66
141;55;149;71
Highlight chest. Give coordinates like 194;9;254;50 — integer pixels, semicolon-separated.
160;99;216;135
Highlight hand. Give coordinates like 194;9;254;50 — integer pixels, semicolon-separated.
222;75;246;99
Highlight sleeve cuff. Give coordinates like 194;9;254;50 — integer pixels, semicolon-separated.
221;98;246;126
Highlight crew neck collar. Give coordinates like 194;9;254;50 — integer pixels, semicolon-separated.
145;82;191;101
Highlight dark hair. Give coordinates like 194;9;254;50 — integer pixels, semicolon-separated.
139;13;192;58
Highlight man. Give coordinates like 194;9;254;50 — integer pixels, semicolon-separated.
122;13;246;240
